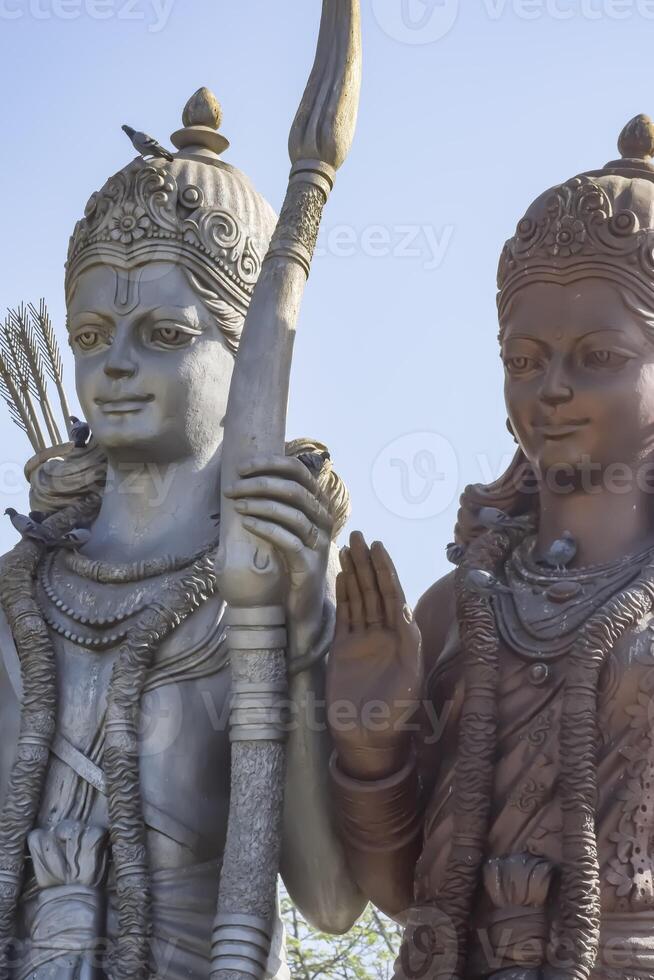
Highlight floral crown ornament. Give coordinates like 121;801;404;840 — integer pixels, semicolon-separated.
497;114;654;317
65;87;278;318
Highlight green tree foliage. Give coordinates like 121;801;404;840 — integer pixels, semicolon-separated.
281;892;403;980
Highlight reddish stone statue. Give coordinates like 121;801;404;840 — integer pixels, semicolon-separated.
327;114;654;980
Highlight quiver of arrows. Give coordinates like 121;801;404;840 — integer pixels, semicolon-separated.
0;301;71;452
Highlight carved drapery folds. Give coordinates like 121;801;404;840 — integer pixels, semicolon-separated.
17;821;108;980
483;853;555;969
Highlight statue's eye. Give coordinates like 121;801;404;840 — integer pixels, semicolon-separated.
74;329;106;352
505;355;537;374
150;325;195;349
584;349;629;369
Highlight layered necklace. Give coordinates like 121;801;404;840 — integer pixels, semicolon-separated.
37;535;220;650
494;535;654;660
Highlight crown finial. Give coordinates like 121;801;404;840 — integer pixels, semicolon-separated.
618;114;654;160
171;86;229;158
182;87;223;130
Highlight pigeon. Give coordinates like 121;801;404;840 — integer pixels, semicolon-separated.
57;528;92;551
464;569;513;597
70;416;91;450
122;125;174;162
5;508;55;545
541;531;577;572
29;511;48;524
446;541;466;566
297;450;330;478
478;507;532;532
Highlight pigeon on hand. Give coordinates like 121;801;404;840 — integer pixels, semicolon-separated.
5;508;55;545
464;568;513;597
57;528;92;551
70;417;91;450
29;511;48;524
446;541;466;566
478;507;532;532
541;531;577;572
122;125;174;162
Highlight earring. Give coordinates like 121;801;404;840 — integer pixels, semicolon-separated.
506;418;518;444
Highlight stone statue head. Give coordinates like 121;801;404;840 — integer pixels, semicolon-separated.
456;115;654;544
28;90;350;535
64;87;277;466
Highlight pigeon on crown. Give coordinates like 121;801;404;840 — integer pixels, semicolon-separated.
65;87;278;319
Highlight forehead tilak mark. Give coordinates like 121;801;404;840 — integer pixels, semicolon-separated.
113;268;144;316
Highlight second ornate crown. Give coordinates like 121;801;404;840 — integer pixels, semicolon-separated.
497;114;654;315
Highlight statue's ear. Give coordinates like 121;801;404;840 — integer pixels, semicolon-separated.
285;437;350;541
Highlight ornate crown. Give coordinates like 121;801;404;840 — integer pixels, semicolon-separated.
498;114;654;314
65;88;278;317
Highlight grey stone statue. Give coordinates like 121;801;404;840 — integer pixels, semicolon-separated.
0;3;365;975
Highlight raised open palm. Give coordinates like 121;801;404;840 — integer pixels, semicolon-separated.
327;531;423;779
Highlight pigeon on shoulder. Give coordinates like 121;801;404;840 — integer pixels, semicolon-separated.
4;508;56;546
70;416;91;450
541;531;577;572
58;529;92;551
478;507;532;532
464;568;513;597
446;542;466;566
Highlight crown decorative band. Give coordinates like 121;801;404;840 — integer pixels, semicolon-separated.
497;175;654;314
65;164;263;313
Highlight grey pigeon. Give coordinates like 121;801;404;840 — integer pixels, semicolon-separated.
464;568;512;597
70;416;91;450
478;507;532;532
58;528;92;551
541;531;577;572
297;451;330;478
122;124;174;162
29;511;47;524
446;541;466;566
5;508;55;545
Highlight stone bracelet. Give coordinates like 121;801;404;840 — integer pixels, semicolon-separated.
329;748;423;853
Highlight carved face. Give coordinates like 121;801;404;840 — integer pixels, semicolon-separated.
501;279;654;480
67;260;235;464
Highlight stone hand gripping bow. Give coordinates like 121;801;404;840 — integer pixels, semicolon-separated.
212;3;361;979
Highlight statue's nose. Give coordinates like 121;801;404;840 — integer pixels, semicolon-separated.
103;338;137;380
539;359;572;407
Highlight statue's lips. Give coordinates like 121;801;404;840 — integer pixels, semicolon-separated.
95;395;155;414
534;419;590;440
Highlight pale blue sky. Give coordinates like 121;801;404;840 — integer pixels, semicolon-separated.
0;0;651;601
